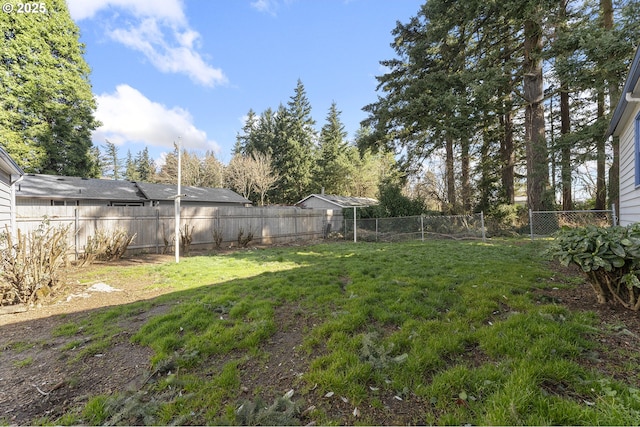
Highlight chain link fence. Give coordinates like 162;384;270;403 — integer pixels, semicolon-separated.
344;213;486;242
529;206;617;240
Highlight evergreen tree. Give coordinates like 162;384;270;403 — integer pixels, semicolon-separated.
124;150;139;181
270;81;317;204
361;0;640;212
0;0;100;175
316;102;350;195
102;140;122;180
235;109;259;155
135;147;156;182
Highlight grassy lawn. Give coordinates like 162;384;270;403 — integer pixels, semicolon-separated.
30;240;640;425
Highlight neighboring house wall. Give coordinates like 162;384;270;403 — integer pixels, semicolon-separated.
619;103;640;225
152;200;247;208
0;170;12;232
16;198;144;207
299;196;341;210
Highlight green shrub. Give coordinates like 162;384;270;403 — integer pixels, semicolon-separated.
548;224;640;310
485;204;528;236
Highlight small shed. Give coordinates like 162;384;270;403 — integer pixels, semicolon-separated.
296;194;378;210
606;44;640;225
0;147;24;235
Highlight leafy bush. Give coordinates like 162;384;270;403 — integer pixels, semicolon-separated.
548;224;640;310
0;220;70;305
485;204;528;236
82;228;136;266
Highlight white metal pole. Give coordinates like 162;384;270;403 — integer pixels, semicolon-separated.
353;206;357;243
175;138;182;263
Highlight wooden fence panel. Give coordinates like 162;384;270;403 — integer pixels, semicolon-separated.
15;205;343;256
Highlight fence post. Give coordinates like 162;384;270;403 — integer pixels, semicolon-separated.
74;208;79;261
529;209;534;241
353;207;357;243
480;211;486;242
376;217;379;242
611;203;617;226
421;215;424;242
155;209;160;254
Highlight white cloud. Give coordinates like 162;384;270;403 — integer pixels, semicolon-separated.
93;84;220;153
250;0;277;15
67;0;226;87
67;0;186;25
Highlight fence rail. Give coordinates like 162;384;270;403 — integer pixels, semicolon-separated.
345;213;486;242
14;205;343;257
529;206;617;240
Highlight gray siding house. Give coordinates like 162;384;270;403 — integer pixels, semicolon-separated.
0;147;24;235
15;174;251;208
136;182;252;207
606;45;640;225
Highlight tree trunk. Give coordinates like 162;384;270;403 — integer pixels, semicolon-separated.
461;139;471;213
500;107;515;204
524;17;549;211
595;91;606;210
560;85;572;210
602;0;619;214
445;134;456;213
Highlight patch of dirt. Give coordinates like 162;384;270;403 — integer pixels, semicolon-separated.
535;263;640;384
0;254;177;424
1;255;640;425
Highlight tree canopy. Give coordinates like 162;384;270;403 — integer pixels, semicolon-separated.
0;0;100;176
362;0;639;213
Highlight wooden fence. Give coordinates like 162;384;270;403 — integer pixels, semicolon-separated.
15;205;343;257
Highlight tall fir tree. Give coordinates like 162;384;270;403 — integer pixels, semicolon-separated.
0;0;100;176
124;150;139;181
135;147;156;182
316;101;350;195
102;140;122;180
271;80;317;204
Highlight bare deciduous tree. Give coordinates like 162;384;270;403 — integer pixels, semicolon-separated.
225;153;279;205
251;152;278;206
225;155;254;199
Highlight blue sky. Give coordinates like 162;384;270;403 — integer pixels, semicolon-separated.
65;0;424;165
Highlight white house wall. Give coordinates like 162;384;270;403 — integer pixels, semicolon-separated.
300;196;340;210
618;101;640;225
0;170;11;232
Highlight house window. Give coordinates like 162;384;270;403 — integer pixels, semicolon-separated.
636;111;640;187
51;200;78;206
110;202;144;207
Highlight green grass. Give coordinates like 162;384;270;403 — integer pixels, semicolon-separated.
12;356;33;368
46;240;640;425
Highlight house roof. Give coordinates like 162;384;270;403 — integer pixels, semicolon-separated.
136;182;252;204
16;174;145;201
606;44;640;138
15;174;252;205
0;146;24;180
297;194;379;208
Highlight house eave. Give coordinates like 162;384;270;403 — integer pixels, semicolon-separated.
606;44;640;138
